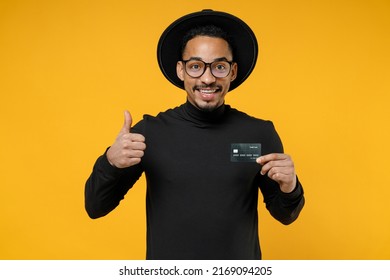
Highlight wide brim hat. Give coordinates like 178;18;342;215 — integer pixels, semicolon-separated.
157;9;258;92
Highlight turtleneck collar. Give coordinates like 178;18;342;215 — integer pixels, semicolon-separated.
180;100;228;126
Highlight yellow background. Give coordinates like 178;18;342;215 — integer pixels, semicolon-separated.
1;0;389;260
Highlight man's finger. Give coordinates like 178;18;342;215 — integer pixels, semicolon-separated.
121;110;132;133
129;133;146;143
256;153;288;165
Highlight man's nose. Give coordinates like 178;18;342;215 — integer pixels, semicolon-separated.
200;65;216;84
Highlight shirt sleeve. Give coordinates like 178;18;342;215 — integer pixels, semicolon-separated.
259;175;305;225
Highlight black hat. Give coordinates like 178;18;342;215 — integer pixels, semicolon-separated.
157;9;258;91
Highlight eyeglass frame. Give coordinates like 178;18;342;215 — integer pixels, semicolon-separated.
181;58;235;78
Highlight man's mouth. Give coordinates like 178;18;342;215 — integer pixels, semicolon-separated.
194;86;221;94
195;87;221;102
199;88;217;94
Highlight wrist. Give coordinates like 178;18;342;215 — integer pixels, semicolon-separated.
280;177;297;193
105;147;117;167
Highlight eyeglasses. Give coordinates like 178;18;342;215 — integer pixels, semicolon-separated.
182;59;234;78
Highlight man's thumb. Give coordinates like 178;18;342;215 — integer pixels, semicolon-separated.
121;110;132;133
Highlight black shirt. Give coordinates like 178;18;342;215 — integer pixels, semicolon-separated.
85;101;305;259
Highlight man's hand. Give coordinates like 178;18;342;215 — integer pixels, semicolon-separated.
256;153;297;193
106;110;146;168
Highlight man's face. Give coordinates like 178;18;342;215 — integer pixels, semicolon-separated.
176;36;237;112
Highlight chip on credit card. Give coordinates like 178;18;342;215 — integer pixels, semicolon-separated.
230;143;261;162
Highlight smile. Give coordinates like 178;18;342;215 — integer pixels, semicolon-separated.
200;89;217;94
195;87;221;94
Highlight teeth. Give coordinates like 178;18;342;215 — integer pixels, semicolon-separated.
199;89;217;94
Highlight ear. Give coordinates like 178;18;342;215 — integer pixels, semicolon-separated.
230;62;238;82
176;61;185;81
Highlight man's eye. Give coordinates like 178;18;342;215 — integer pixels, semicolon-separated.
214;63;228;72
190;64;201;70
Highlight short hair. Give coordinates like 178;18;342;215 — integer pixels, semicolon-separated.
181;25;234;58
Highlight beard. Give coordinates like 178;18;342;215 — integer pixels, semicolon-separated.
193;101;222;112
190;84;225;112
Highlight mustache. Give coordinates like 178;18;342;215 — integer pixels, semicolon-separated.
193;84;222;91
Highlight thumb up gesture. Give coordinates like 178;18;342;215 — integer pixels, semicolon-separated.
106;111;146;168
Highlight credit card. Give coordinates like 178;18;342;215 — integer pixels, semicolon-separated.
231;143;261;162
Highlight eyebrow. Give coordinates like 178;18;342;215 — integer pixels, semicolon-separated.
185;56;231;62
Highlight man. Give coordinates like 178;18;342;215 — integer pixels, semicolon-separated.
85;10;305;260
